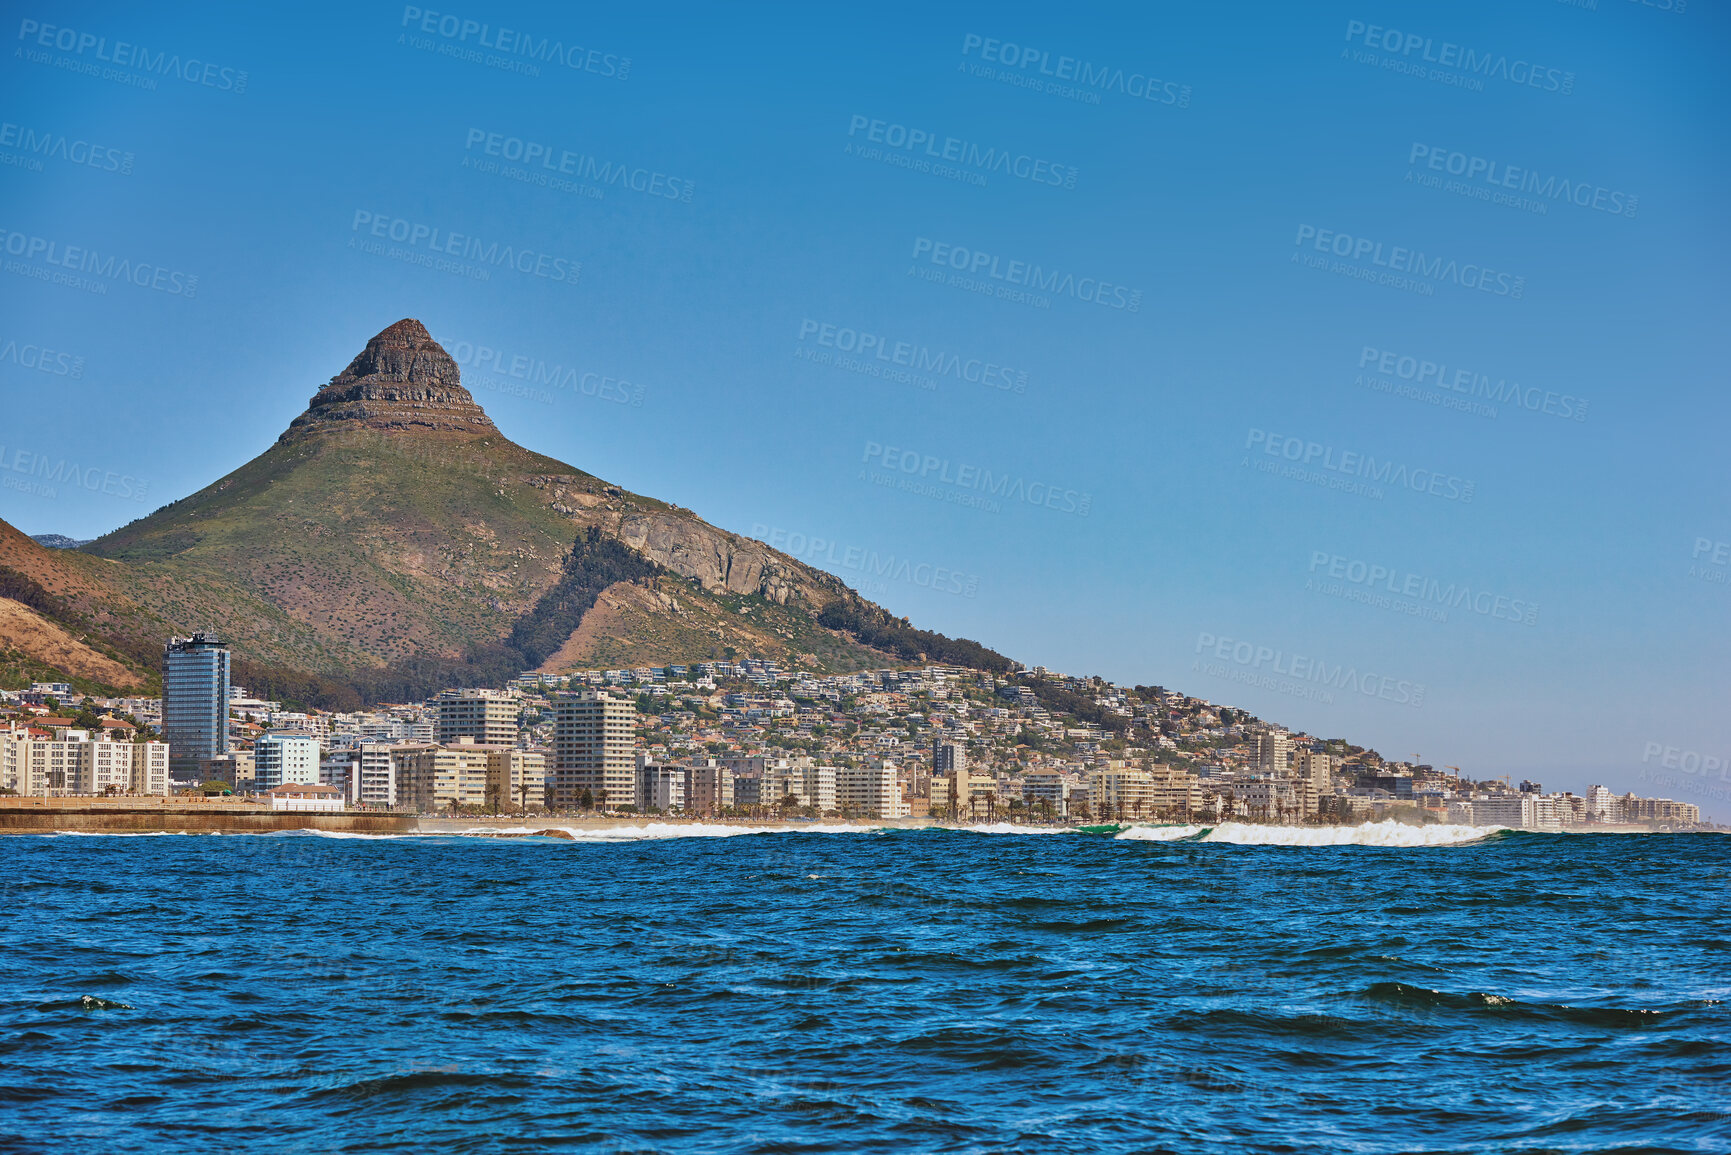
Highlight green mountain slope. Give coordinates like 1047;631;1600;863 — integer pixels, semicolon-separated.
0;320;1014;700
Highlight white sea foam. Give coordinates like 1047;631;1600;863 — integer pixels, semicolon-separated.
523;822;884;842
948;822;1068;835
288;829;422;840
1112;824;1209;842
1116;820;1503;847
42;830;186;837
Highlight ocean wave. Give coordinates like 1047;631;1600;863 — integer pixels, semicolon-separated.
284;829;423;840
1358;981;1684;1026
41;830;188;837
1112;824;1209;842
1115;820;1503;847
946;822;1068;836
481;822;886;842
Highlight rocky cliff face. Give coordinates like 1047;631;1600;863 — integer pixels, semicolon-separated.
282;319;495;438
613;512;836;605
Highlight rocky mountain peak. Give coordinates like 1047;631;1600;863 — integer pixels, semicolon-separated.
282;319;494;439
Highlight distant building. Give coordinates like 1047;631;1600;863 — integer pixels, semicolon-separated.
801;764;838;813
434;688;519;747
500;751;546;811
0;729;168;796
684;761;735;815
1294;749;1333;793
1585;784;1622;823
1250;730;1292;775
837;761;907;818
355;742;404;808
1471;795;1561;830
1147;764;1201;817
1022;770;1071;819
1090;765;1155;819
162;632;231;782
1620;794;1700;826
395;741;493;811
254;734;320;790
637;762;686;812
552;691;635;809
267;783;344;812
320;749;358;799
201;751;255;791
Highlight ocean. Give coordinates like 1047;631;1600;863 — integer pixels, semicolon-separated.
3;822;1727;1153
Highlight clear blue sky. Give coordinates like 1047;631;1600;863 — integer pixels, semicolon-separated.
3;1;1727;814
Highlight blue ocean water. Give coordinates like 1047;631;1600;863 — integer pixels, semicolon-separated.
2;825;1728;1154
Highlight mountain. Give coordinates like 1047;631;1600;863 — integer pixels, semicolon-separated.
29;535;92;550
0;320;1011;703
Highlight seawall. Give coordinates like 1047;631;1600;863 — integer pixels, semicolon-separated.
0;797;417;834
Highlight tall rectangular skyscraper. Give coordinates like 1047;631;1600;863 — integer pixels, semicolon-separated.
551;691;635;809
162;632;231;784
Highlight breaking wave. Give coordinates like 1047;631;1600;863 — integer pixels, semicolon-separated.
1115;820;1504;847
463;822;886;842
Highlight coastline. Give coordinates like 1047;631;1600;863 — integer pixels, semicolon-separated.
0;800;1707;838
0;796;416;835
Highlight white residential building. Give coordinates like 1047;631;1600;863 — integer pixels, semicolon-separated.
837;761;907;818
255;734;321;790
637;762;685;812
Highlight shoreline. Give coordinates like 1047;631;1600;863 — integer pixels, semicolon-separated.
0;800;1709;837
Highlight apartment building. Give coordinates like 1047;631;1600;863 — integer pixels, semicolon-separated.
1250;730;1292;776
434;688;520;747
0;729;169;796
837;760;908;818
1147;763;1202;817
684;760;735;815
551;691;635;809
254;734;321;790
1089;765;1155;819
1021;770;1071;819
637;762;686;812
